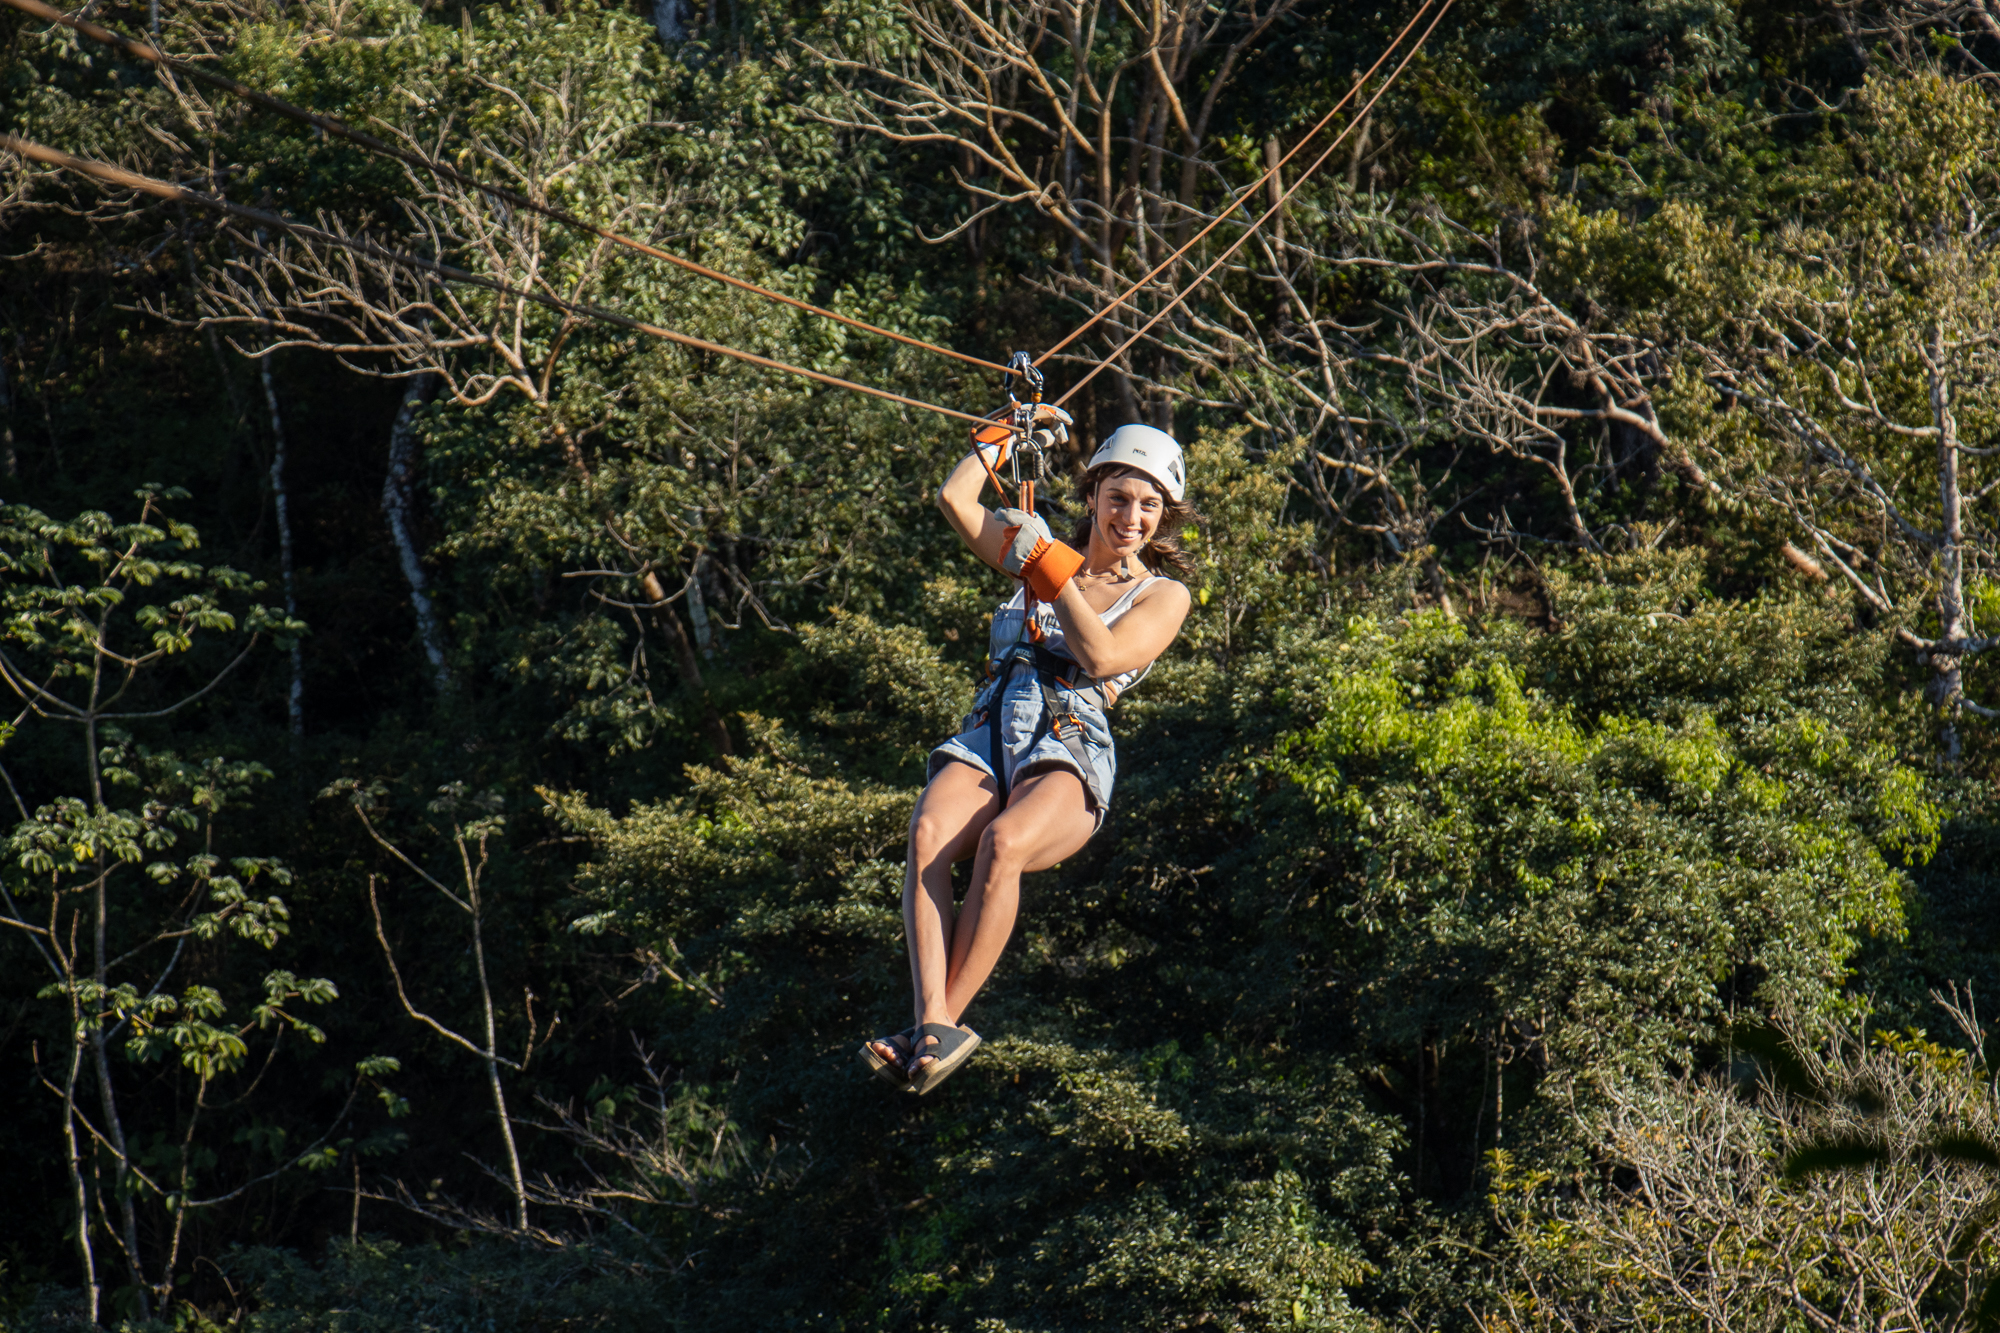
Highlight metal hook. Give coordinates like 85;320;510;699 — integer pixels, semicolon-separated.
1005;350;1047;492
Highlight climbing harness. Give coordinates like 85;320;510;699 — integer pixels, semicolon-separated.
956;352;1112;800
977;640;1101;804
1002;352;1055;642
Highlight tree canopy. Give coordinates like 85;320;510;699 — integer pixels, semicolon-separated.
3;0;2000;1326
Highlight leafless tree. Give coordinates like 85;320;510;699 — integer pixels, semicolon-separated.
1670;67;2000;759
803;0;1309;425
1485;998;2000;1333
1706;310;2000;757
326;779;546;1233
1058;189;1717;565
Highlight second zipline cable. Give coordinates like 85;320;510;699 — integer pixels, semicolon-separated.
0;0;1012;379
1033;0;1443;370
0;135;994;429
1055;0;1457;408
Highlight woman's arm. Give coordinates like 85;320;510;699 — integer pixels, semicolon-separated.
936;448;1010;572
1050;578;1192;679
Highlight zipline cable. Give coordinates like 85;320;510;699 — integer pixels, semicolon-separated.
1034;0;1440;371
1054;0;1455;409
8;0;1452;445
0;0;1014;378
0;133;996;429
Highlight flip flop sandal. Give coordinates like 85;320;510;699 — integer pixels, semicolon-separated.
908;1022;981;1096
857;1027;919;1089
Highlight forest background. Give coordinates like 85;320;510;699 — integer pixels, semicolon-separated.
5;0;2000;1325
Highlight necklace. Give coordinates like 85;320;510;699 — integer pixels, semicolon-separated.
1074;564;1136;589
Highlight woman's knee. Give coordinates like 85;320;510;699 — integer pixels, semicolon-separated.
980;816;1035;870
911;807;971;864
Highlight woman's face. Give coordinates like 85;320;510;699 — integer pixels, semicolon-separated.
1092;472;1166;557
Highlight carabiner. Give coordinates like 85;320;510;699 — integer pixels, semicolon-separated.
1005;351;1047;490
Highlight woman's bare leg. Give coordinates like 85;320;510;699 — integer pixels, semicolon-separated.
930;769;1097;1048
870;761;997;1066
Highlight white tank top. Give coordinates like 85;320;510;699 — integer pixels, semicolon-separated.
986;576;1163;703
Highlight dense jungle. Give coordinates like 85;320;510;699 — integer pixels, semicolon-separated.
6;0;2000;1324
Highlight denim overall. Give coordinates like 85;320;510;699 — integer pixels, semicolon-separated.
928;579;1158;826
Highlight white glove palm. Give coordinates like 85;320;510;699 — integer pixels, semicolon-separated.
1030;404;1073;451
994;507;1054;577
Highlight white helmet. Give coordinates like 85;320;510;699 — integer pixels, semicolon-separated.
1086;423;1186;503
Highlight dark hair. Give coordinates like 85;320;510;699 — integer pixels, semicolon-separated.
1065;463;1201;579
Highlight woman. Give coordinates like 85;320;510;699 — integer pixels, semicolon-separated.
860;414;1196;1093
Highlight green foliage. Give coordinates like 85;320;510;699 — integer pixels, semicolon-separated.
224;1239;664;1332
5;0;2000;1329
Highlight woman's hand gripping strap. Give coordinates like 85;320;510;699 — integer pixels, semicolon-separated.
995;508;1086;601
969;410;1014;499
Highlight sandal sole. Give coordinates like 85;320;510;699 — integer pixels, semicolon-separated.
911;1029;981;1095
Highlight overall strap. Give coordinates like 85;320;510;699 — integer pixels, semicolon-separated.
985;656;1020;802
983;643;1102;802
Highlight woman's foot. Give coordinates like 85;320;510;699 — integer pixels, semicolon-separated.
907;1022;982;1094
904;1020;950;1075
859;1028;919;1088
867;1030;915;1067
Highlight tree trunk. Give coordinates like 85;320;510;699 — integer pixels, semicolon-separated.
61;973;99;1325
89;899;149;1316
467;876;528;1231
1265;138;1287;248
1928;328;1965;765
641;569;733;761
382;376;453;692
652;0;691;42
260;358;304;737
686;553;715;658
82;708;149;1318
0;343;16;478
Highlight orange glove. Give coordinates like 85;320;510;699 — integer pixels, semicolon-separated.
970;404;1073;469
997;508;1086;601
969;414;1013;470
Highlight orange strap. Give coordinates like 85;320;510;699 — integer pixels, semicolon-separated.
1019;477;1044;640
970;413;1013;498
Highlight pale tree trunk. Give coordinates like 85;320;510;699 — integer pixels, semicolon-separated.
652;0;691;42
0;343;16;478
79;700;147;1312
260;358;304;737
1927;328;1966;765
467;872;528;1230
85;709;148;1318
61;974;99;1324
382;376;452;692
641;569;733;761
686;553;714;658
1264;139;1286;248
